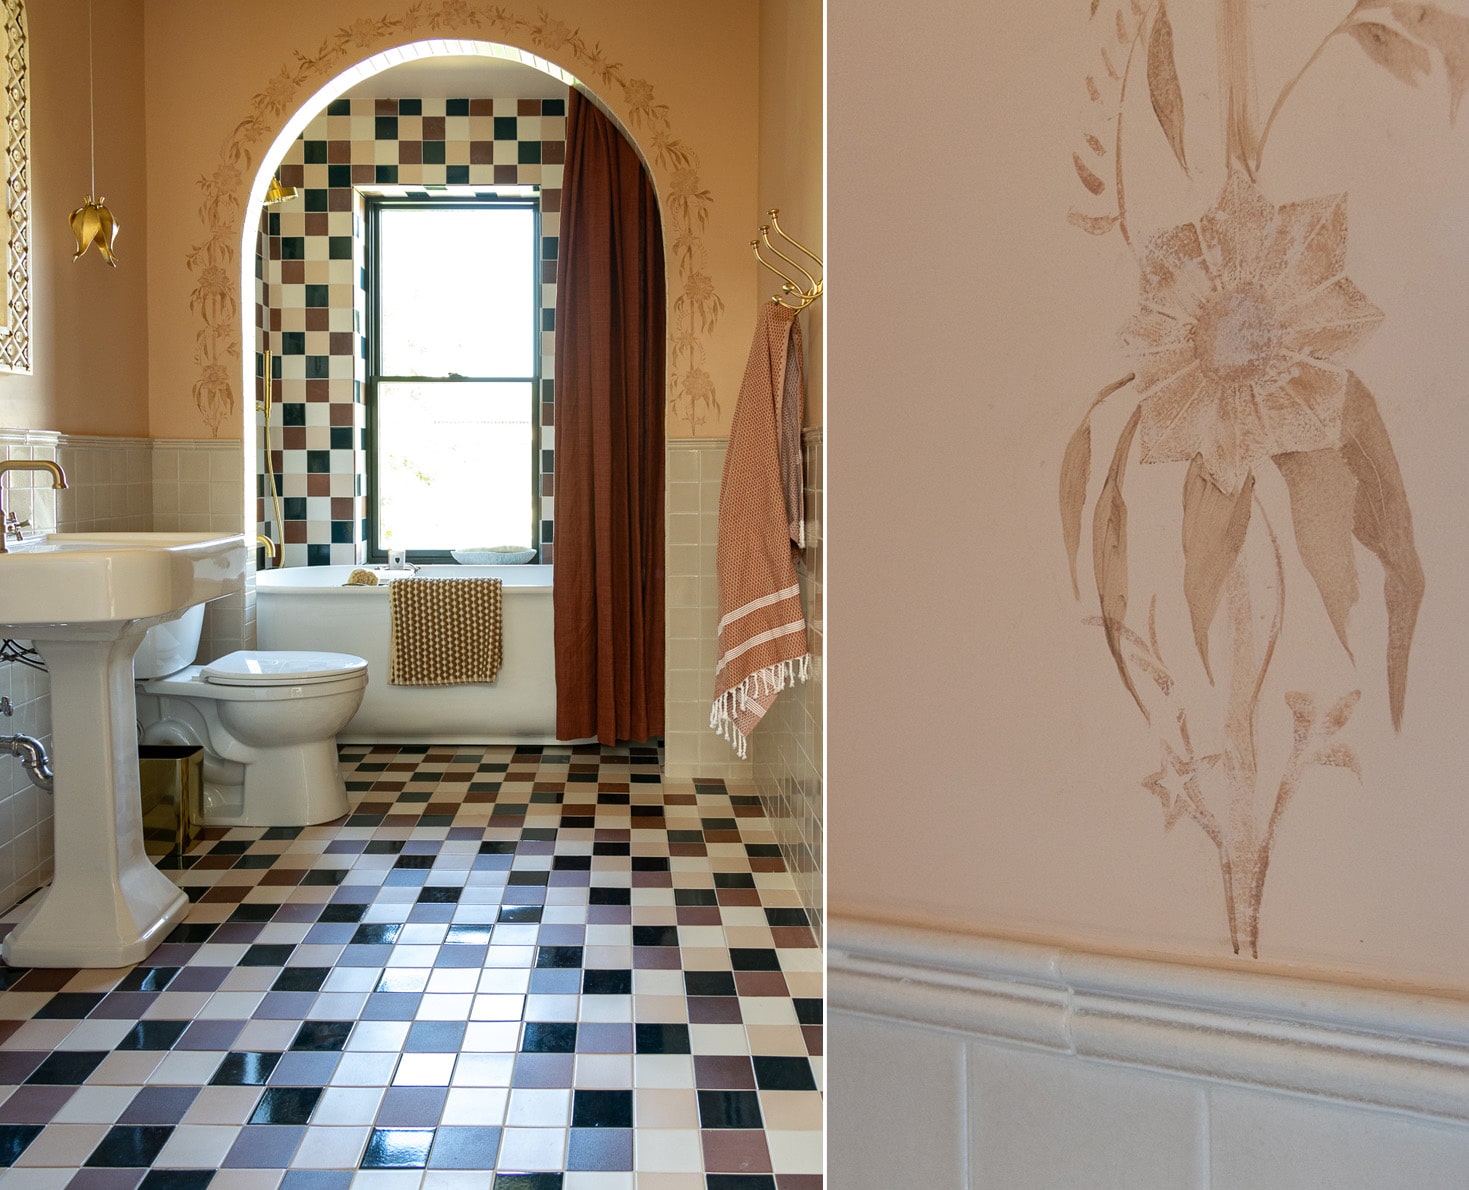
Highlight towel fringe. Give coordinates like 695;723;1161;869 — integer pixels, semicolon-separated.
709;654;812;758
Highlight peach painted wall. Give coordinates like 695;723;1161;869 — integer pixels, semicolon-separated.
0;0;150;435
757;0;822;427
830;0;1469;992
141;0;761;442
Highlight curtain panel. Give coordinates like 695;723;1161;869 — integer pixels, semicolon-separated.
551;90;667;745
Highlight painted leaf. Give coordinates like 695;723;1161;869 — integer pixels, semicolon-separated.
1323;689;1362;734
1059;416;1092;599
1094;407;1149;721
1340;373;1424;730
1181;458;1254;682
1391;2;1469;121
1314;743;1363;776
1090;0;1100;17
1345;21;1432;85
1073;153;1106;195
1067;210;1121;235
1284;691;1317;747
1274;449;1360;658
1147;2;1189;171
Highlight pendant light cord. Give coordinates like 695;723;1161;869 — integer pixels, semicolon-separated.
87;0;96;198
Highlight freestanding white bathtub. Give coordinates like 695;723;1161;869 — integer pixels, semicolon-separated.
255;564;560;744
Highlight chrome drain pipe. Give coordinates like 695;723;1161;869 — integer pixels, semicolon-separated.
0;696;53;792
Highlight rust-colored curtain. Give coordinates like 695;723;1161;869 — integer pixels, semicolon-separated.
552;91;666;744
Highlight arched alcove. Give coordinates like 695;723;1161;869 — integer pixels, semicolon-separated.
241;42;622;570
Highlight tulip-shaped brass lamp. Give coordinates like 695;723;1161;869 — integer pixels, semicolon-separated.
70;0;118;267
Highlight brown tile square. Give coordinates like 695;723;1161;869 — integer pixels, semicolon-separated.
198;885;250;903
329;332;354;355
398;141;423;165
307;474;331;496
306;308;330;332
282;427;307;451
494;165;519;185
687;998;742;1025
733;972;789;998
771;928;816;949
543;142;566;165
328;140;352;163
329;403;355;426
701;1129;771;1173
375;98;397;115
328;188;353;212
306;379;332;402
469;99;493;116
281;260;306;285
13;969;80;993
802;1025;823;1056
352;163;376;185
541;190;561;213
422;117;445;140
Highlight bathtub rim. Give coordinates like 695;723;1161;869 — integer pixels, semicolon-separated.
255;563;552;593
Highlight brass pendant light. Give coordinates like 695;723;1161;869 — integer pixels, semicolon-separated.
70;0;118;267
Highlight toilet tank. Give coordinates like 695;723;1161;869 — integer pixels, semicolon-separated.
134;603;206;679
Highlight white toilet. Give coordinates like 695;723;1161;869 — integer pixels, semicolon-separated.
134;605;369;827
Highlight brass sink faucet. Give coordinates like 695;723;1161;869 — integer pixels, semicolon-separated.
0;460;67;553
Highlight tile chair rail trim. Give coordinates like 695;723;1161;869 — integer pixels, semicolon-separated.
830;914;1469;1124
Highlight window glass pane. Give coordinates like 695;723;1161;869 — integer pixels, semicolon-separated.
378;206;536;378
375;381;534;551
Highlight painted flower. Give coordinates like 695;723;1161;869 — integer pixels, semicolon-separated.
260;68;299;116
1121;172;1384;494
533;17;572;48
347;18;381;47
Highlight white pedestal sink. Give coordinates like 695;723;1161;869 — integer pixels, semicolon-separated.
0;531;245;968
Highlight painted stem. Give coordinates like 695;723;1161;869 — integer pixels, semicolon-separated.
1254;14;1356;173
1218;0;1260;175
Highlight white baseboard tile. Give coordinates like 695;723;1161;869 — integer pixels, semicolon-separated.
830;915;1469;1189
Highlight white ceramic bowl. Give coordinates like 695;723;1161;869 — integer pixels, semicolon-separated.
451;546;537;565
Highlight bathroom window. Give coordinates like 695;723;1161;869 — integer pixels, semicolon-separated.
367;198;540;559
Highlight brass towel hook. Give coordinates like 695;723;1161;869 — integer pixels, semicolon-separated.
752;208;823;311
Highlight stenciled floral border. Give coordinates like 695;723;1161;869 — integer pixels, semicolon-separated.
187;2;723;437
0;0;30;375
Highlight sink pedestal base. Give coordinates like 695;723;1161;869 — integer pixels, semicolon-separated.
2;628;189;968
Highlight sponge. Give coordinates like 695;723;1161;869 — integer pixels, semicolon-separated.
343;568;379;586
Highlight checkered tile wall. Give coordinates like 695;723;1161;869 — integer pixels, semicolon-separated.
255;95;567;567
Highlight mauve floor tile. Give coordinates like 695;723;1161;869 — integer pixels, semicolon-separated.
0;743;821;1185
0;1084;76;1123
117;1086;200;1125
221;1123;306;1167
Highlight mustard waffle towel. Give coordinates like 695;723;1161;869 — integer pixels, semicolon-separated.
388;577;503;686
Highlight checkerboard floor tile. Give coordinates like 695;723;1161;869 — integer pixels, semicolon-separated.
0;744;824;1189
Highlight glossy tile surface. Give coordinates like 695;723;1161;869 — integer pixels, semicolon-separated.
0;744;824;1187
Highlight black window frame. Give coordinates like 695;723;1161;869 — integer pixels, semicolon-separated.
365;194;543;563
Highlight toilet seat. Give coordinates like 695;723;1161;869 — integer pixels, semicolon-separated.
201;650;369;687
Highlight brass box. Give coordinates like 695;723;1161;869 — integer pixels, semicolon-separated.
137;745;202;865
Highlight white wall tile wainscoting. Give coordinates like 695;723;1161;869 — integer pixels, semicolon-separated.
829;916;1469;1188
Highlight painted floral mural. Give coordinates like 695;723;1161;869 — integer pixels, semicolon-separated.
188;2;723;437
1060;0;1465;955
